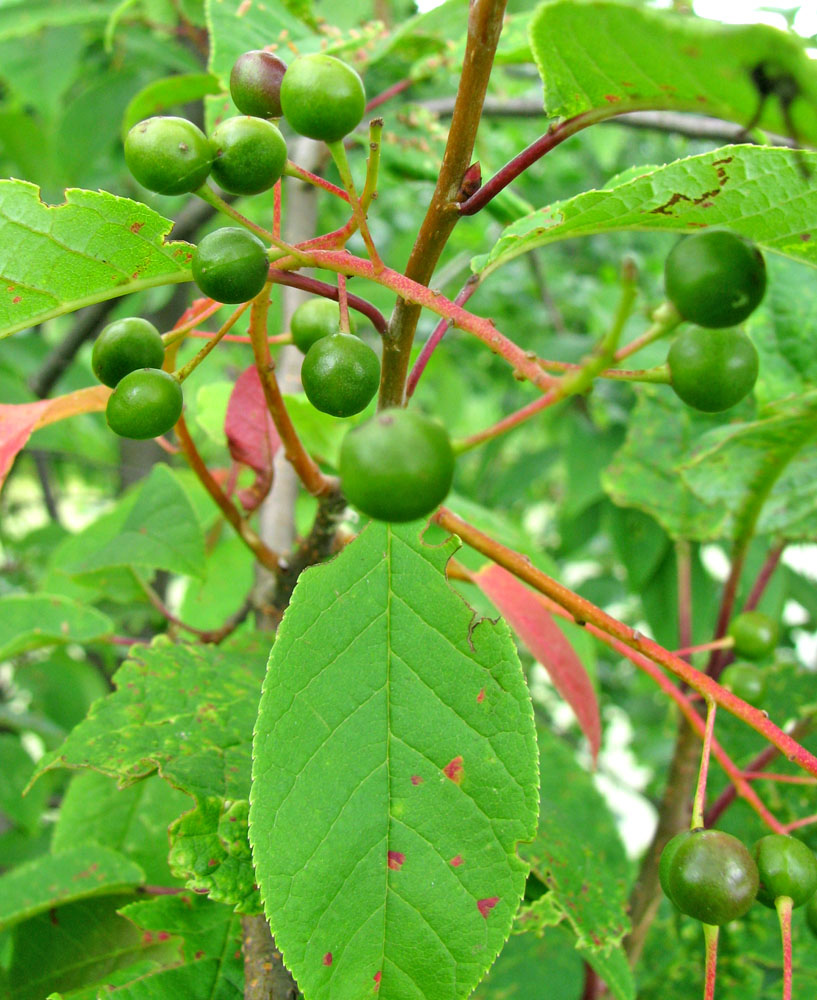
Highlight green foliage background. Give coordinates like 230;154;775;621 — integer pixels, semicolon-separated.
1;1;817;999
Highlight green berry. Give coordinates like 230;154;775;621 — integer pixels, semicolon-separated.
106;368;183;440
753;835;817;908
659;829;695;907
667;327;758;412
230;50;287;119
665;828;758;926
192;227;269;304
664;230;767;328
210;116;287;196
728;611;779;661
720;662;766;705
124;116;213;196
291;297;356;354
92;318;165;389
301;333;379;418
280;54;366;143
339;409;455;523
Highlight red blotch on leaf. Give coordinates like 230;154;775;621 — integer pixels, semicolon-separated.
323;952;333;966
474;563;601;764
158;931;170;941
208;858;218;867
450;855;464;867
130;222;144;233
374;971;382;991
387;851;405;871
195;950;205;959
410;774;423;786
142;931;155;945
603;94;621;103
225;366;281;511
12;296;21;303
477;688;485;703
443;756;464;784
477;897;499;918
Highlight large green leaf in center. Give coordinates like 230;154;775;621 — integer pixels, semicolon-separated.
250;522;539;1000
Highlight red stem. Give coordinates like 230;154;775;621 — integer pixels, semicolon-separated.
268;267;387;335
744;540;787;612
406;275;481;397
433;506;817;781
365;78;413;112
456;390;561;451
458;111;601;216
776;896;793;1000
273;179;282;239
677;540;693;659
703;924;719;1000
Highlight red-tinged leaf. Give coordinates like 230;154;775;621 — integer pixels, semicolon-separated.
474;563;601;764
0;386;109;489
224;366;280;512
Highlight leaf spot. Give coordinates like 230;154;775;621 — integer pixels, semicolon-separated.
374;971;382;991
450;855;464;867
130;222;144;234
477;896;499;918
387;851;405;871
477;688;485;703
443;755;464;783
323;952;333;966
410;774;423;785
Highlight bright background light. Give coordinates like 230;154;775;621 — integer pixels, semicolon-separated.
414;0;817;38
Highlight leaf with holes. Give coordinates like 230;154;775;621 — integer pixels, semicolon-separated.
518;728;632;990
473;146;817;277
32;632;269;801
250;521;539;1000
0;180;192;338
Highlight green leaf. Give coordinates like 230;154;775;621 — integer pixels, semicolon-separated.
529;1;817;139
519;728;631;954
473;146;817;276
0;180;192;338
61;464;207;580
601;387;729;541
0;2;115;41
749;254;817;406
0;593;113;659
120;891;243;971
168;796;260;913
33;633;268;802
4;894;180;1000
206;0;311;85
0;734;50;833
681;392;817;542
580;942;635;1000
52;771;191;884
250;521;539;1000
471;923;583;999
0;846;145;931
122;72;223;138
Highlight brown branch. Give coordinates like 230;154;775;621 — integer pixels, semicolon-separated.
175;415;280;573
247;289;336;498
379;0;509;407
242;914;301;1000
